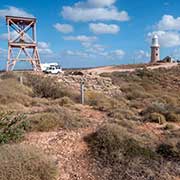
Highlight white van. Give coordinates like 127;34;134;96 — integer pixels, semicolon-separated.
41;63;63;74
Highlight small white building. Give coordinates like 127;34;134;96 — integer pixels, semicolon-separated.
160;56;175;63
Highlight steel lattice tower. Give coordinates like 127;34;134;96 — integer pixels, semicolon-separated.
6;16;41;71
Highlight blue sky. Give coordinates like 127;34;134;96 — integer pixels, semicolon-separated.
0;0;180;69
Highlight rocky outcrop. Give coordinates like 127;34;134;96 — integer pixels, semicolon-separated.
58;73;121;97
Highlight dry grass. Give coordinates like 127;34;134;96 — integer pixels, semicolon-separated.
28;106;89;132
142;102;180;123
52;96;75;107
85;90;121;112
0;144;58;180
0;78;33;108
85;121;180;180
86;67;180;179
0;68;180;180
84;123;172;180
25;73;78;101
0;73;86;133
102;67;180;123
85;123;155;163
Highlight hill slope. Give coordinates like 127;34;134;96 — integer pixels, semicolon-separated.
0;67;179;180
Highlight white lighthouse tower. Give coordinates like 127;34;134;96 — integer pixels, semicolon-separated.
150;34;160;63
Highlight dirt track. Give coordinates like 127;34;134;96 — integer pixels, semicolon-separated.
22;105;108;180
22;105;180;180
84;63;178;74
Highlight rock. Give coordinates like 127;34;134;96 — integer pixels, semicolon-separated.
59;72;122;96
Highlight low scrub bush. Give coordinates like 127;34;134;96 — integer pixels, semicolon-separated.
120;83;152;100
26;75;66;98
166;112;180;122
108;108;137;121
162;95;178;106
85;123;155;165
86;90;119;111
136;68;157;80
0;144;58;180
148;112;166;124
53;96;75;107
0;78;33;107
0;112;28;144
28;112;60;132
126;89;151;100
25;74;77;100
156;143;180;160
111;119;137;129
141;102;167;116
142;102;180;123
110;71;141;85
86;91;106;106
87;67;180;179
28;107;89;132
121;83;144;93
0;72;19;80
164;124;175;130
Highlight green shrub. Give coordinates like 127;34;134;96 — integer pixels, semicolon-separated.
0;112;28;144
0;144;58;180
148;112;166;124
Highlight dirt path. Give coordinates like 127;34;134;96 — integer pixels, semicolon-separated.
85;63;178;74
22;105;180;180
22;105;107;180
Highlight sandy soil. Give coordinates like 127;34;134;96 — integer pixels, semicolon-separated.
84;63;178;74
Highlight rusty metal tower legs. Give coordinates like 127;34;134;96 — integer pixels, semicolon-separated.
6;16;41;72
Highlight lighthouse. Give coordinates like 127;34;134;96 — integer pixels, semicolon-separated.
150;34;160;63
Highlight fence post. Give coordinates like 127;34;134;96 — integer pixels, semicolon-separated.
19;76;23;85
80;79;85;105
